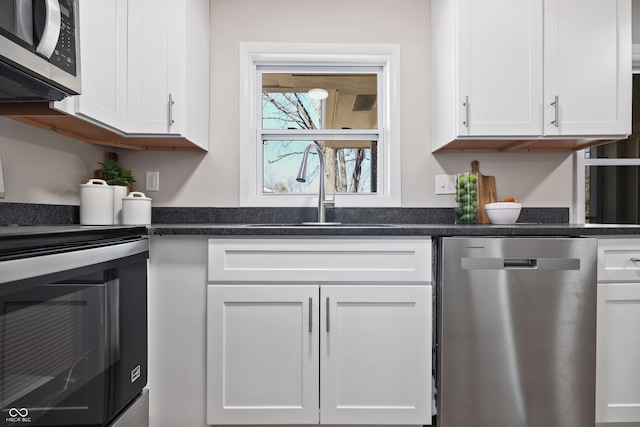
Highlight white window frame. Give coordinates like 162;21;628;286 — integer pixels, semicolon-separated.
239;42;401;207
574;148;640;224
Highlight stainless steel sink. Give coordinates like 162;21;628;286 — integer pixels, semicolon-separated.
241;223;402;228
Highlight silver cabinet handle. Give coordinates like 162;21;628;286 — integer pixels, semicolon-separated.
36;0;62;59
631;258;640;262
309;297;313;333
326;297;330;333
168;93;175;126
462;95;469;128
551;95;559;127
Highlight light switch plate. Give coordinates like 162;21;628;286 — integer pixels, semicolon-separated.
435;174;456;195
0;154;5;199
146;171;159;192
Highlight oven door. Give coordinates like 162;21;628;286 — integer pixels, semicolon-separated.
0;237;148;427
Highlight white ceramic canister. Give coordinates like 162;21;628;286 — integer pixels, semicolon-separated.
122;191;152;225
80;179;114;225
112;185;129;224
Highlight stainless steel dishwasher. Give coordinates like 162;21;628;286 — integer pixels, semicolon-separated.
437;237;598;427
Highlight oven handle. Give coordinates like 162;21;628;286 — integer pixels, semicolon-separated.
106;278;121;364
0;239;149;285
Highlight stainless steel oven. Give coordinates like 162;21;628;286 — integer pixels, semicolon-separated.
0;0;81;101
0;228;148;426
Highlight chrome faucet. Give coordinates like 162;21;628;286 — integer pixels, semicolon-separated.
296;143;336;224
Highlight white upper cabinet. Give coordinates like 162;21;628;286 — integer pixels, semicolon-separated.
127;0;210;140
53;0;209;150
73;0;128;130
543;0;631;137
431;0;632;152
453;0;544;138
126;0;176;134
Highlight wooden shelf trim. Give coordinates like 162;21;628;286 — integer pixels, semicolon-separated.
434;136;625;153
0;102;206;151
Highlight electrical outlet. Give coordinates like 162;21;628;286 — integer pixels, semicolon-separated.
146;171;159;192
435;174;456;195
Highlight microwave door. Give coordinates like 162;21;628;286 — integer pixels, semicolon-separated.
16;0;34;43
0;0;34;46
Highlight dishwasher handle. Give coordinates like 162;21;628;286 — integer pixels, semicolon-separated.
503;259;538;269
462;257;580;271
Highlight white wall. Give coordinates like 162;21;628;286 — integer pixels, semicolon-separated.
117;0;574;210
0;0;576;212
0;116;109;204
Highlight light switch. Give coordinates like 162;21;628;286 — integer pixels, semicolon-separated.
146;171;159;192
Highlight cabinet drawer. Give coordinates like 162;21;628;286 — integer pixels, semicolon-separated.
208;238;432;283
598;239;640;281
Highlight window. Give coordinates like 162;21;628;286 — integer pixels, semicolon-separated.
584;137;640;224
261;72;378;195
239;43;401;207
579;74;640;224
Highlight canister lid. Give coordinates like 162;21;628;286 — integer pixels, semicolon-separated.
80;179;113;189
122;191;151;201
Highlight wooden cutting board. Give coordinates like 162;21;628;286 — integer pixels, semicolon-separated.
471;160;498;224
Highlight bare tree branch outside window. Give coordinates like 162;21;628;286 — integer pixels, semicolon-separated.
262;90;371;194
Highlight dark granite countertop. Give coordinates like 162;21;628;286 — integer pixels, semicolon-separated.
2;222;640;239
147;222;640;237
2;203;640;239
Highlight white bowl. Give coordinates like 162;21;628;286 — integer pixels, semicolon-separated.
484;202;522;224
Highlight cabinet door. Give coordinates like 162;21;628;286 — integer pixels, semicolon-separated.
73;0;128;129
544;0;631;136
596;283;640;423
320;285;432;425
207;285;319;425
127;0;181;134
457;0;543;136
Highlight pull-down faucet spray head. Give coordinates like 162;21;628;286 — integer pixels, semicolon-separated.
296;143;322;184
296;143;335;224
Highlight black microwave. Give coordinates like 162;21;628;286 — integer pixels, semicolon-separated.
0;0;81;102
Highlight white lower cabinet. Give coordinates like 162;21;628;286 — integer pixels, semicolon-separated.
597;238;640;424
206;238;433;426
207;285;319;425
320;285;432;425
597;283;640;423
